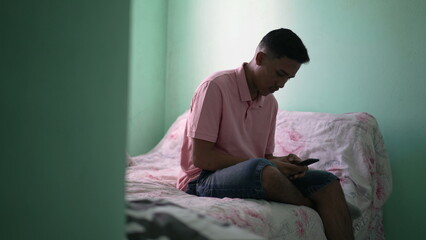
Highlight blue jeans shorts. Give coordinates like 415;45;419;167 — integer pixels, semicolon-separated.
185;158;338;199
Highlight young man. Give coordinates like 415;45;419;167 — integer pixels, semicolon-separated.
177;28;354;240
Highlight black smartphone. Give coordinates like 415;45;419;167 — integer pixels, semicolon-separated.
295;158;319;166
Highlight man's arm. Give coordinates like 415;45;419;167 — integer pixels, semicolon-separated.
192;138;308;179
192;138;246;171
265;153;300;162
265;153;308;179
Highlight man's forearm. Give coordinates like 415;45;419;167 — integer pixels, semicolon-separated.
265;154;275;160
192;138;246;171
194;147;246;171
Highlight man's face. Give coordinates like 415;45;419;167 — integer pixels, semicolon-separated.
254;53;302;96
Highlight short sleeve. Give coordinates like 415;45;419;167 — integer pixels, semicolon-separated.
187;81;223;143
265;99;278;155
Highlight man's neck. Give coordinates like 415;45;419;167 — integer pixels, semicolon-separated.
243;62;259;100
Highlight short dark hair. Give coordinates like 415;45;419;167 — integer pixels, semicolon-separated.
258;28;310;63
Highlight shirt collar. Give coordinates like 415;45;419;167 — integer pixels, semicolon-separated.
236;63;265;107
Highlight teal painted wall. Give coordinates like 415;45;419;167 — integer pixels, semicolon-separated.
127;0;168;156
165;0;283;127
1;1;130;240
130;0;426;239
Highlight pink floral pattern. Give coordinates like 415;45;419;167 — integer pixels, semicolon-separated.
126;110;392;240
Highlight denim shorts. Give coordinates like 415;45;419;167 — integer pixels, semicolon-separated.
185;158;338;199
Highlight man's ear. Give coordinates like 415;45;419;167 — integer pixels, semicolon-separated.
255;51;267;66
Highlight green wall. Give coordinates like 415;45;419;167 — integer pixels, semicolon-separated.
127;0;168;156
130;0;426;239
1;1;130;240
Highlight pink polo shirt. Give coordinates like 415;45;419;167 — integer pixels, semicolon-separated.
176;63;278;191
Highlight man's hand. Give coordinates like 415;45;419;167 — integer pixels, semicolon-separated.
269;154;308;180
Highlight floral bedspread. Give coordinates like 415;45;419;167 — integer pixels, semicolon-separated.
126;110;392;240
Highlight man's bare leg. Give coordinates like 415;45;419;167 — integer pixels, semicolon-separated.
262;166;354;240
309;180;354;240
262;166;313;207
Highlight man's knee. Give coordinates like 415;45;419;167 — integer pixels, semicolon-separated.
322;179;343;193
261;166;290;196
310;179;344;202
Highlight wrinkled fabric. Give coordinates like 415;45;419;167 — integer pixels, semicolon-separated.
126;110;392;240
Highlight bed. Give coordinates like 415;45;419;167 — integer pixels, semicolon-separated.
126;110;392;240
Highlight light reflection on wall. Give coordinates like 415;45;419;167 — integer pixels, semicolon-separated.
166;0;286;128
